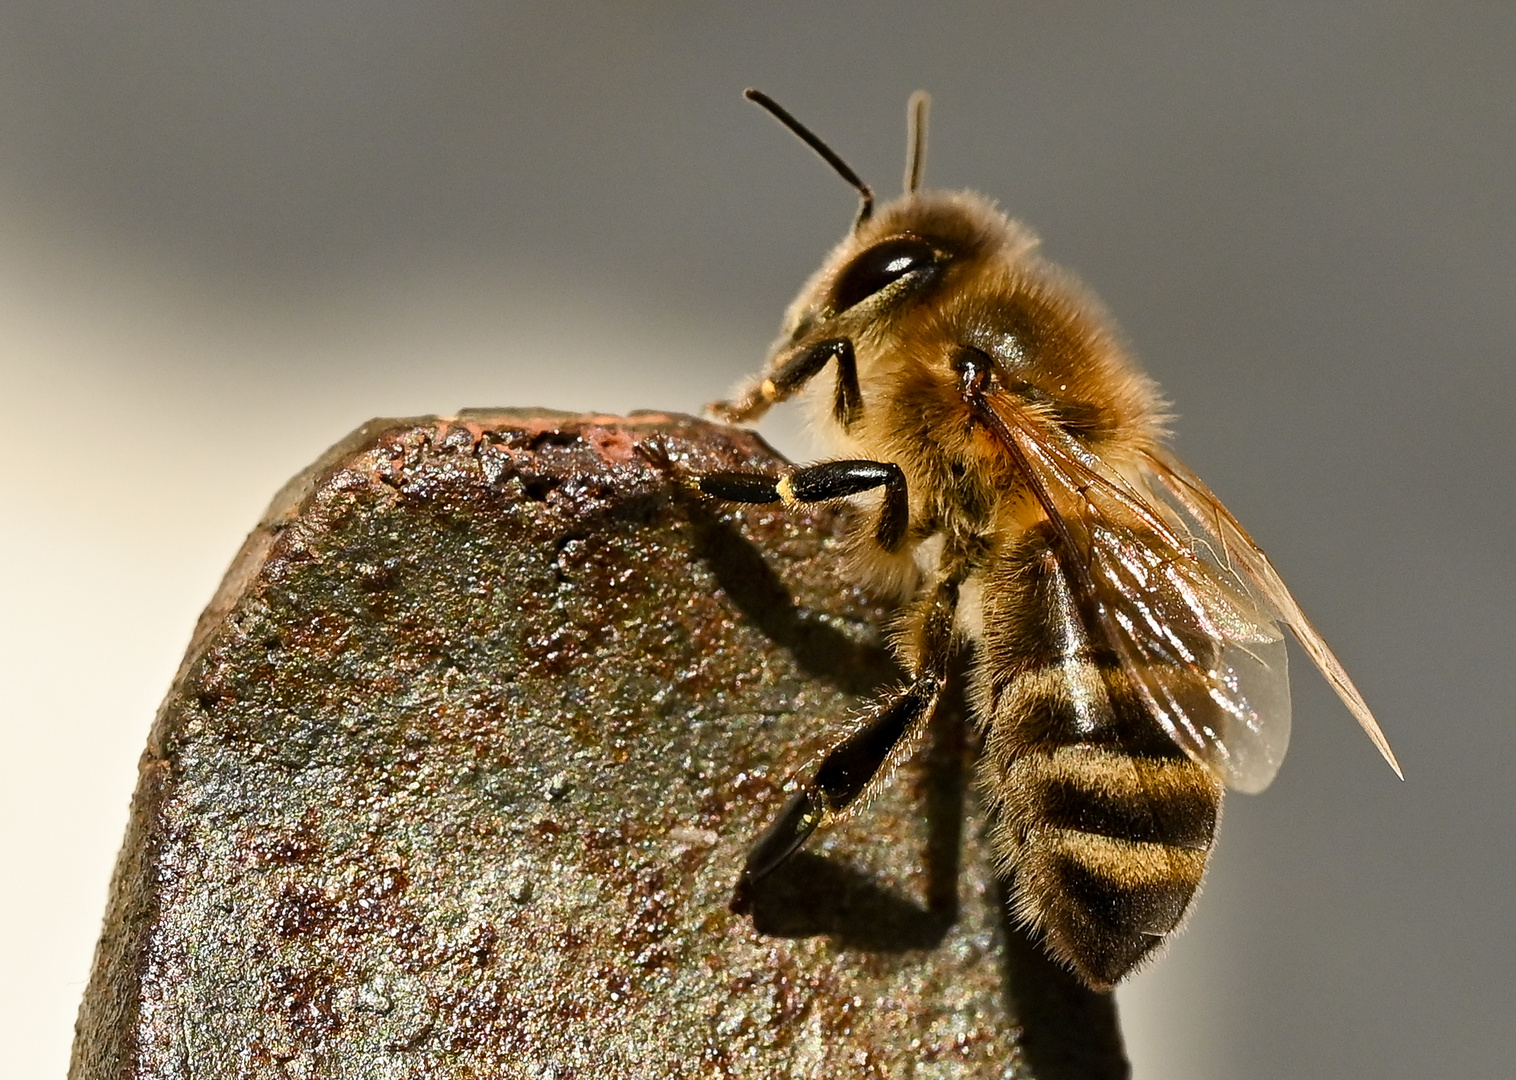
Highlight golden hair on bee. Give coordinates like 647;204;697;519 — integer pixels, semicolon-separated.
698;89;1400;990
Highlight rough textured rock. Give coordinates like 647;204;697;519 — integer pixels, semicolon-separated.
71;410;1126;1079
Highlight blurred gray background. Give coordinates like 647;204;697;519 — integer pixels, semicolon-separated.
2;3;1511;1076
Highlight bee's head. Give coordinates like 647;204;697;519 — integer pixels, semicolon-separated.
781;189;1034;348
745;90;1165;454
745;89;1027;352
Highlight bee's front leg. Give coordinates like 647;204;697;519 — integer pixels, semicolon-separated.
709;337;861;427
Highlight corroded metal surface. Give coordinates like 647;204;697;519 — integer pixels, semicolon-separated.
71;411;1125;1079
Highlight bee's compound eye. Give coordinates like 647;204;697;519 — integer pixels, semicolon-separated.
830;236;939;313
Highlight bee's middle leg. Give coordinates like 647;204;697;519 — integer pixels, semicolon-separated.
695;459;908;552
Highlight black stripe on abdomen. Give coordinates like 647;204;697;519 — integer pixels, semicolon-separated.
984;744;1223;989
1038;767;1217;850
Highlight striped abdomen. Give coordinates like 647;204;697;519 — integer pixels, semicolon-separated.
972;522;1224;989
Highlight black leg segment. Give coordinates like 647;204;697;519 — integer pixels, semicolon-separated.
708;336;860;426
696;472;783;504
811;675;942;808
731;552;969;910
769;337;862;427
733;670;944;907
732;789;824;902
697;459;908;553
790;460;908;552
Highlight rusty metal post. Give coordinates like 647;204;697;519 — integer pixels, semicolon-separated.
71;411;1125;1079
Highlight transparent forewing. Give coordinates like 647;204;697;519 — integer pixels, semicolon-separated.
1002;428;1294;792
1140;447;1403;780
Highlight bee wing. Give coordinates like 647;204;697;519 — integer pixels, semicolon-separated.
1140;445;1403;782
978;393;1313;793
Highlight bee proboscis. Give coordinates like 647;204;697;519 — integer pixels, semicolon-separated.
696;89;1400;989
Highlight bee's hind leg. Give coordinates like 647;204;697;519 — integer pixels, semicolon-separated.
731;670;944;911
729;562;963;912
699;457;964;910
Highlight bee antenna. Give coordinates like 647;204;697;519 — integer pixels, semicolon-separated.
745;88;875;227
904;91;930;194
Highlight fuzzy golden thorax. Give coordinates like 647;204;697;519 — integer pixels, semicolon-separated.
759;190;1167;594
793;197;1163;479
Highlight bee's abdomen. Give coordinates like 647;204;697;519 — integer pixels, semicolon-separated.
972;531;1225;988
983;743;1221;989
1034;747;1217;849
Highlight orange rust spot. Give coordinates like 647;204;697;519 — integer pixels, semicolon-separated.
270;882;339;938
581;424;639;464
251;812;325;866
268;965;344;1038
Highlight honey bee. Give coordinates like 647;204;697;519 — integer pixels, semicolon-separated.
698;89;1401;990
